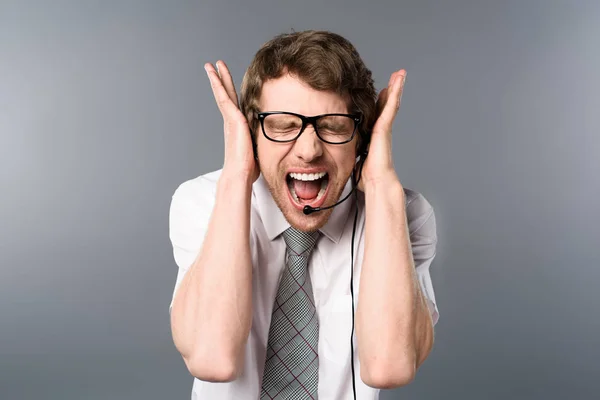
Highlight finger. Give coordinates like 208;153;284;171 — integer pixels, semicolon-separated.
397;71;406;104
377;70;406;127
388;71;397;87
376;71;401;117
216;60;239;108
376;87;389;116
205;62;236;115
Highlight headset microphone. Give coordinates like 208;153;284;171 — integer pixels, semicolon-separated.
302;187;356;215
302;149;368;216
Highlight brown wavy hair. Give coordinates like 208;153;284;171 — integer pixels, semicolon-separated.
239;30;377;153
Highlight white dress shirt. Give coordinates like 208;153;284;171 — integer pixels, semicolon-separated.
169;169;439;400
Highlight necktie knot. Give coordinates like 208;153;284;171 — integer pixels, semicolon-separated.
282;227;320;257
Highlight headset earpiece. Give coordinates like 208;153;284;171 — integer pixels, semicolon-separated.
357;129;371;163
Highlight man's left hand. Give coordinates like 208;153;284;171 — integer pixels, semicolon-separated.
357;69;406;192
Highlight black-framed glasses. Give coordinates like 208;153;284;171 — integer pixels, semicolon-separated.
256;111;362;144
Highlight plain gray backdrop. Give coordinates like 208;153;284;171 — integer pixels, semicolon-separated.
1;0;599;399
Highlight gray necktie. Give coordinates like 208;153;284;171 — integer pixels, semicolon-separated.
260;227;320;399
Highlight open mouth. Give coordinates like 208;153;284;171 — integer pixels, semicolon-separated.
286;171;330;210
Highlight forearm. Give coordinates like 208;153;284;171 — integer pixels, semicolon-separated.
170;171;254;381
356;176;433;387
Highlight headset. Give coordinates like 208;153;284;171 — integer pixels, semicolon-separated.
252;125;370;400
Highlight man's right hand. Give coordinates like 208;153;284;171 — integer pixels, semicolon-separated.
205;61;259;183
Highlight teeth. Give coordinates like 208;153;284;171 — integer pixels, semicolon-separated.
290;186;299;202
289;176;328;204
289;172;327;181
316;178;327;200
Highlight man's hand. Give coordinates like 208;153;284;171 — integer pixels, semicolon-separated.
172;61;257;382
355;70;436;387
357;69;406;192
205;60;259;183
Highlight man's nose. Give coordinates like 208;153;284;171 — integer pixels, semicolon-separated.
292;126;323;162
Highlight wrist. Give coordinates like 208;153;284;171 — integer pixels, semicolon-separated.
218;170;255;193
363;171;402;194
221;165;255;182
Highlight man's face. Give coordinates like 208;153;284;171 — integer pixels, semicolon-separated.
256;73;358;232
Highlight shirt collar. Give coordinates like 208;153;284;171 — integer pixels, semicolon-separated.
253;173;353;244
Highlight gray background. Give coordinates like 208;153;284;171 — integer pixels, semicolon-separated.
1;0;599;399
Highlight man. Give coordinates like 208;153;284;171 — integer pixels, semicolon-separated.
169;30;439;399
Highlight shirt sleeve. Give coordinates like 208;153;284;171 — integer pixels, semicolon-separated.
406;191;440;326
168;177;216;314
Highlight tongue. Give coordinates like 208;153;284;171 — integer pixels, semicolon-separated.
293;179;321;200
